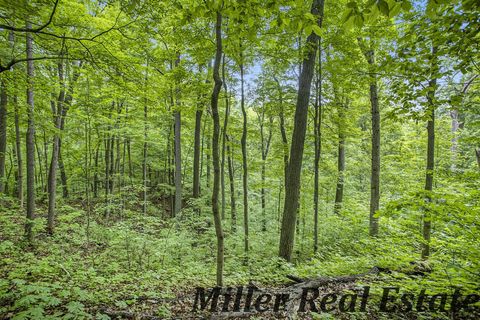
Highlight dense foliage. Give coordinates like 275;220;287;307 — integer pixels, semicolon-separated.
0;0;479;318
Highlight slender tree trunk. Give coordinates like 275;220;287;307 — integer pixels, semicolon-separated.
313;41;322;253
47;61;66;234
358;39;380;236
475;149;480;169
193;65;205;200
221;54;229;220
422;45;438;260
14;93;23;205
368;62;380;236
274;77;289;183
172;55;182;216
211;11;224;286
258;111;272;232
333;130;345;215
193;105;203;199
206;122;211;189
25;23;36;242
450;109;459;170
239;49;249;256
34;137;44;192
93;142;99;198
142;62;149;215
0;79;7;194
58;146;68;197
226;134;236;232
279;0;324;262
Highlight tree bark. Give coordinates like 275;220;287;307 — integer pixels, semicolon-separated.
313;41;322;253
47;61;66;234
25;23;36;242
226;134;236;232
333;129;345;215
0;79;7;194
358;38;380;236
239;48;249;256
422;45;438;260
193;66;204;200
259;111;272;232
221;54;229;220
279;0;324;262
14;92;23;205
143;64;148;215
274;77;289;184
174;55;182;216
211;11;224;286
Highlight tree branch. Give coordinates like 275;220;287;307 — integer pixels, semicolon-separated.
0;0;59;33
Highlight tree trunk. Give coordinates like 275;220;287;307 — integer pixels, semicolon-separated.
226;134;236;232
25;23;36;242
14;93;23;205
358;38;380;236
239;50;249;256
475;149;480;170
0;79;7;194
47;61;66;234
143;70;148;215
193;105;202;199
279;0;324;262
313;41;322;253
221;54;229;220
58;146;68;198
172;55;182;216
192;65;204;200
94;142;99;198
259;111;272;232
274;77;289;184
333;130;345;215
422;45;438;260
211;11;224;286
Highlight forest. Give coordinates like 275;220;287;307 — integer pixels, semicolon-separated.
0;0;479;319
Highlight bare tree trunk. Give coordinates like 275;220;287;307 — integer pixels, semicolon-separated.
47;61;66;234
143;62;149;215
258;110;272;232
211;11;224;286
358;38;380;236
475;149;480;170
422;45;438;260
25;23;36;242
279;0;324;262
239;49;249;256
226;134;236;232
193;65;206;200
93;142;99;198
333;131;345;215
274;77;289;189
14;92;23;205
34;136;44;193
221;54;229;220
58;147;68;198
313;41;322;253
206;121;211;189
0;79;7;194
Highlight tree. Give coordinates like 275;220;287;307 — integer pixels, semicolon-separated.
210;10;225;286
357;38;380;236
25;23;36;242
279;0;325;262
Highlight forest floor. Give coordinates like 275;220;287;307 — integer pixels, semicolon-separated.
1;196;479;319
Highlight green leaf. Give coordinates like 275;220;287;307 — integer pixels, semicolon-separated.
312;25;323;36
354;14;364;28
401;0;412;11
377;0;390;16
